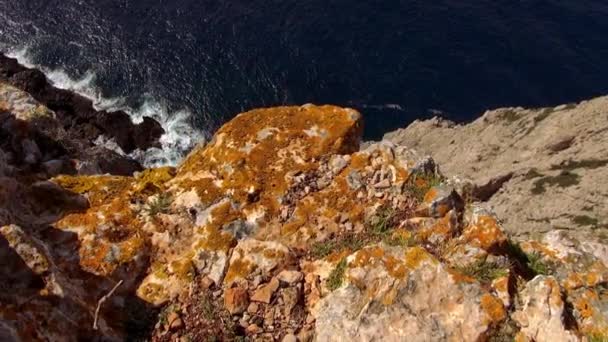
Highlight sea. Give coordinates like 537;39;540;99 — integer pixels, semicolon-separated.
1;0;608;166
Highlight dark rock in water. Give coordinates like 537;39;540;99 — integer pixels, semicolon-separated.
0;82;143;177
134;116;164;150
0;53;164;153
85;146;143;176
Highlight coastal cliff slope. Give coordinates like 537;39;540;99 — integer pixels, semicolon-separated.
385;97;608;243
1;75;608;341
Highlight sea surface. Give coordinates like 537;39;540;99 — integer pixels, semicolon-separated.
1;0;608;165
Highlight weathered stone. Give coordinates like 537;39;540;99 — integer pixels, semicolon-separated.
251;278;280;304
512;276;578;341
384;96;608;242
314;245;505;341
224;286;250;315
415;184;464;218
277;270;304;285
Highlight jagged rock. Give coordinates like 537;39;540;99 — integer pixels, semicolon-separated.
0;82;144;176
2;97;608;341
0;55;164;153
314;245;506;341
512;276;578;341
277;270;304;285
224;286;250;315
251;278;281;304
415;184;464;218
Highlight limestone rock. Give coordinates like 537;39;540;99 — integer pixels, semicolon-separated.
384;96;608;242
251;278;281;304
314;245;505;341
512;276;578;341
224;286;250;315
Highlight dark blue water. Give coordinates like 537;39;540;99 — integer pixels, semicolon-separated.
2;0;608;141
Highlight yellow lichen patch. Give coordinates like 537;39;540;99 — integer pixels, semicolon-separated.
194;225;236;252
520;240;559;260
350;247;386;268
224;257;256;285
480;293;507;324
137;281;168;306
416;213;454;242
422;187;439;204
404;246;433;270
462;215;507;252
564;272;585;291
492;276;509;293
53;174;133;207
448;268;477;284
52;173;155;277
172;105;363;223
133;167;176;193
383;255;408;279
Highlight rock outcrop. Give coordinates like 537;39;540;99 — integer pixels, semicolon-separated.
1;93;608;341
0;54;164;155
384;97;608;244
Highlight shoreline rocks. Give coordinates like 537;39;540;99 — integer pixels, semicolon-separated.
0;53;164;154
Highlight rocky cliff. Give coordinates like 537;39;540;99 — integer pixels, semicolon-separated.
1;80;608;341
384;97;608;243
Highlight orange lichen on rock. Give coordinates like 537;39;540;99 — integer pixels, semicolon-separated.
480;293;507;324
171;105;362;218
462;215;507;252
52;174;151;277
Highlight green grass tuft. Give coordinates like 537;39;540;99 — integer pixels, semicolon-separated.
404;173;443;202
455;260;509;283
327;258;348;291
526;252;551;276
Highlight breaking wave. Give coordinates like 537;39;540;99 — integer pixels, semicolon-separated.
6;47;207;167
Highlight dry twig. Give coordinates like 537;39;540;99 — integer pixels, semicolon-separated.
93;280;124;330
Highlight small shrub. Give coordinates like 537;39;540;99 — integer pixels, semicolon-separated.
144;194;172;216
455;260;509;283
587;333;608;342
327;258;348;291
498;110;522;123
311;234;365;259
368;207;396;237
526;252;551;276
572;215;599;227
384;233;417;247
404;173;443;202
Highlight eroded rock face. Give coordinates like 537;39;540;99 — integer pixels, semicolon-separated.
314;246;504;341
0;82;144;176
2;101;608;341
384;96;608;244
0;54;163;153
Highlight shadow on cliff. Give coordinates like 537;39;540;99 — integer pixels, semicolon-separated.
0;116;158;340
0;182;158;341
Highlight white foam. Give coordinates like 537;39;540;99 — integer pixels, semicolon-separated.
6;47;207;167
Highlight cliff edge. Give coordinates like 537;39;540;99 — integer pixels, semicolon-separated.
385;97;608;243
